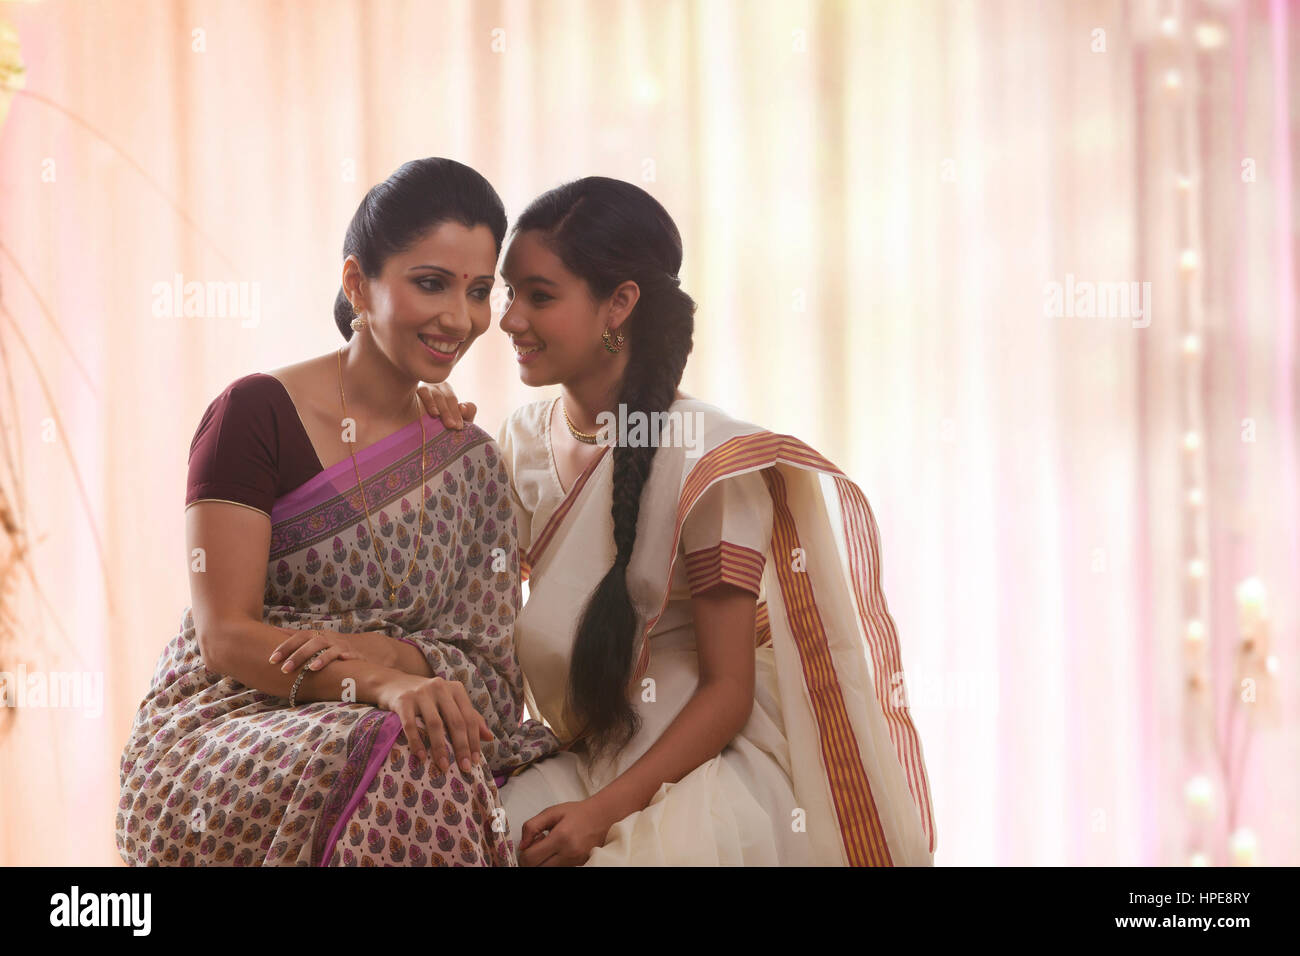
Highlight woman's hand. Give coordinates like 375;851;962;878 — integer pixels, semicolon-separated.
516;798;622;867
375;672;493;774
415;381;476;430
267;627;369;673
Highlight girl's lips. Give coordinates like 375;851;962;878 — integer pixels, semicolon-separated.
514;342;544;364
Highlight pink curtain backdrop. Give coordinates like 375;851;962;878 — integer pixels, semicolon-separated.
0;0;1295;866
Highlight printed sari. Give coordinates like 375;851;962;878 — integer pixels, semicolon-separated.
495;396;937;866
116;415;561;866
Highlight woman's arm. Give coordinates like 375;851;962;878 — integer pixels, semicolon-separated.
517;582;756;865
187;501;433;680
186;500;490;770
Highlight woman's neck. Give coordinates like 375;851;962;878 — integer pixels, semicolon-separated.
335;339;419;424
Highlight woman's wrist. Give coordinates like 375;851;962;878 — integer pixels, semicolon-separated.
294;659;404;708
327;630;395;670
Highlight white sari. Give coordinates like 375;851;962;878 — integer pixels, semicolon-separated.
495;396;936;866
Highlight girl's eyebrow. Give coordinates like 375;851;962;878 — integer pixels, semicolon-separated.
501;272;557;286
406;265;495;282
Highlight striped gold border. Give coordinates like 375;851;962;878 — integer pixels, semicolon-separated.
683;541;765;597
762;465;890;866
630;431;937;859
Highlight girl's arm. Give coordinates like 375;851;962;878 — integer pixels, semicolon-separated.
589;582;757;820
517;582;757;865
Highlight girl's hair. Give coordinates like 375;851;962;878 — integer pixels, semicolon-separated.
514;177;696;762
333;157;508;339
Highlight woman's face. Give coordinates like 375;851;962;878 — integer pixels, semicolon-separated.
345;221;498;384
498;229;630;389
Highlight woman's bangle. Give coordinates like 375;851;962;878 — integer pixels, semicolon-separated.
289;649;327;707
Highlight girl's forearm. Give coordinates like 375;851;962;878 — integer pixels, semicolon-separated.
588;677;753;824
200;618;397;704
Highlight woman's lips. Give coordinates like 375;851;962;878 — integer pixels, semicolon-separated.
419;334;460;364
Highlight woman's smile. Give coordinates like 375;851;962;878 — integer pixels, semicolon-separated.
418;333;462;364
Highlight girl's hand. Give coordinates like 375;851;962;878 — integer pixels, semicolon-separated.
415;382;476;430
268;627;366;673
375;672;493;774
516;798;621;867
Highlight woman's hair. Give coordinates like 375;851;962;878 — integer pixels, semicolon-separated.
333;157;508;339
514;177;696;762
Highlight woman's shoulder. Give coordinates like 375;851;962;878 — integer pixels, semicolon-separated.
193;371;280;431
204;371;292;412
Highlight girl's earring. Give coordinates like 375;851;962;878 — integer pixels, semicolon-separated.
350;307;368;332
601;328;625;353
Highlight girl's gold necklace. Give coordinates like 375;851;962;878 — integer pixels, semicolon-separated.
336;346;426;604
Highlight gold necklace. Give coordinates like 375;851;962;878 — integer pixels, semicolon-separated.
562;399;603;445
336;347;426;604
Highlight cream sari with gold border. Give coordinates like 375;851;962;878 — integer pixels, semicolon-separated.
496;396;936;866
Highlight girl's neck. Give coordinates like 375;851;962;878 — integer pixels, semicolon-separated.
561;369;623;434
560;380;688;435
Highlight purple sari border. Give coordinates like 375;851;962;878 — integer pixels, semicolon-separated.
313;710;403;866
267;424;491;561
271;412;447;524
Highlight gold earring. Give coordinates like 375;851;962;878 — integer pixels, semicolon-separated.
602;328;625;353
350;306;367;332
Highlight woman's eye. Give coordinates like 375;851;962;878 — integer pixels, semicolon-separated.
417;277;445;293
470;287;490;301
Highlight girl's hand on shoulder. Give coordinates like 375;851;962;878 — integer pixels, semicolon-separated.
415;382;476;430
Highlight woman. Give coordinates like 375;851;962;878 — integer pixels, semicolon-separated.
420;177;937;865
116;158;560;866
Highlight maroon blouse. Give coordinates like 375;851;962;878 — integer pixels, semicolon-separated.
186;373;325;517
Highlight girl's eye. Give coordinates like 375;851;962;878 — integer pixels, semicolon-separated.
531;292;553;304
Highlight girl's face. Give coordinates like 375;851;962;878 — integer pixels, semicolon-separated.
497;229;632;389
344;221;498;384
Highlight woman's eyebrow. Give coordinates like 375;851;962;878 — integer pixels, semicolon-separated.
407;264;496;282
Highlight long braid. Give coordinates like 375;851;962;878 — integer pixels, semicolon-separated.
513;177;697;764
569;276;694;761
